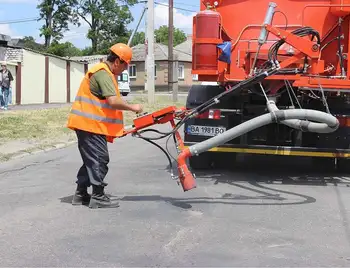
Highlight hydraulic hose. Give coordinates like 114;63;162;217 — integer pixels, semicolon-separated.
184;102;339;156
267;100;339;133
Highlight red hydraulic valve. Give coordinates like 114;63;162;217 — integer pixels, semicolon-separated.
121;106;197;192
122;106;181;135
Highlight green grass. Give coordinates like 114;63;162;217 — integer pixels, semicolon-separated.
0;107;74;145
0;95;186;146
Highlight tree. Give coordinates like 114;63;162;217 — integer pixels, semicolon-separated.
75;0;137;54
21;36;46;52
37;0;80;48
80;46;94;56
130;31;145;47
46;40;83;57
155;25;186;46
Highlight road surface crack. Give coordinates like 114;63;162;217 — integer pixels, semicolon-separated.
0;158;62;175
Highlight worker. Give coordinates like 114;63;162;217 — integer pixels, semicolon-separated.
67;43;143;209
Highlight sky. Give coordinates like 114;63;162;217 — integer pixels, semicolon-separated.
0;0;200;49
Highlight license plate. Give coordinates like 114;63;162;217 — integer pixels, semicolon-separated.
187;125;226;137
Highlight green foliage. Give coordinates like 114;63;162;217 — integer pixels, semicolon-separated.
46;40;83;57
130;31;145;47
20;36;82;57
75;0;137;53
80;47;94;56
37;0;80;47
129;26;187;47
21;36;46;52
155;25;187;46
23;2;189;58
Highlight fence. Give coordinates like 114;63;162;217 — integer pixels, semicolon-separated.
4;48;88;105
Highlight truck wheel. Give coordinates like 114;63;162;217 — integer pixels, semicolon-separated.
311;157;336;171
122;92;129;96
189;152;213;170
337;158;350;172
188;152;236;170
211;152;237;170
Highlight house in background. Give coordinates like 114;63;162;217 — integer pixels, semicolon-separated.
173;34;198;82
0;33;88;105
69;35;200;93
129;35;200;92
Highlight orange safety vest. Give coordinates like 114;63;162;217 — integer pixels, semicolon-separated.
67;62;124;142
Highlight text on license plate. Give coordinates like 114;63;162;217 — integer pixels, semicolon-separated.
187;125;226;136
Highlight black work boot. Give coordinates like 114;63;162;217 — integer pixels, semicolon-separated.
72;184;91;205
89;185;120;209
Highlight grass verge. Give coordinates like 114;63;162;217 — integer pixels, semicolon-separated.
0;95;186;161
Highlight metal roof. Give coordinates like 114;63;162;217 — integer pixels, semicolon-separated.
62;39;193;64
69;55;107;63
174;39;192;60
131;42;192;62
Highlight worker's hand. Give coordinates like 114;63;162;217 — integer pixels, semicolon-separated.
130;104;143;114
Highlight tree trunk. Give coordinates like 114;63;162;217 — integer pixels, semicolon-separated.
91;17;98;53
45;13;53;48
92;37;97;53
45;35;51;48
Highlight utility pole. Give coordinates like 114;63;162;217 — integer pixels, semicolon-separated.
143;0;148;92
146;0;155;104
168;0;178;102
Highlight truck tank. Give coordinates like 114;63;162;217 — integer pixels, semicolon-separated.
193;9;221;72
185;0;350;171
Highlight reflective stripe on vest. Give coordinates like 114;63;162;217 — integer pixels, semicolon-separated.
75;96;115;110
67;62;124;137
70;109;123;124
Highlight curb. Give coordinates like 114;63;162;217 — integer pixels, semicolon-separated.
0;140;77;162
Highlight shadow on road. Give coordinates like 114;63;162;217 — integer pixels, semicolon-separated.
59;194;120;206
59;154;350;210
125;153;350;209
165;153;350;187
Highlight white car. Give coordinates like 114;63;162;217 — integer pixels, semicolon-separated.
117;70;131;96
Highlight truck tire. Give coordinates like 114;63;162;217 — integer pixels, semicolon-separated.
337;158;350;172
189;152;214;170
189;152;236;170
311;157;336;171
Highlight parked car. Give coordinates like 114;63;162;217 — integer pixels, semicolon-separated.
117;70;130;96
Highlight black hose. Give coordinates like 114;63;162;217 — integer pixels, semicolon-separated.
132;29;318;141
267;26;321;63
137;136;174;174
189;67;279;117
136;128;170;136
338;21;345;76
132;67;279;142
133;28;311;141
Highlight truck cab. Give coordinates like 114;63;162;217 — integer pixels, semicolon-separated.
117;70;130;96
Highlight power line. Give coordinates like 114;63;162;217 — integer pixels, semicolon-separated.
0;17;40;24
154;1;197;12
173;1;200;8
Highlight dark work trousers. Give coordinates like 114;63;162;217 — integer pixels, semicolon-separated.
75;129;110;187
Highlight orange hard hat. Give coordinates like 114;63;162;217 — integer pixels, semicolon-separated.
110;43;132;64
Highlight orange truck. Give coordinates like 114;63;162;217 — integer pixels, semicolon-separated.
182;0;350;171
125;0;350;192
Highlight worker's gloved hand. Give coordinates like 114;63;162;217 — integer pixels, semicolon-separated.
131;104;143;114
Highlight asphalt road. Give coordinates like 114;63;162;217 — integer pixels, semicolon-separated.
1;125;350;266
